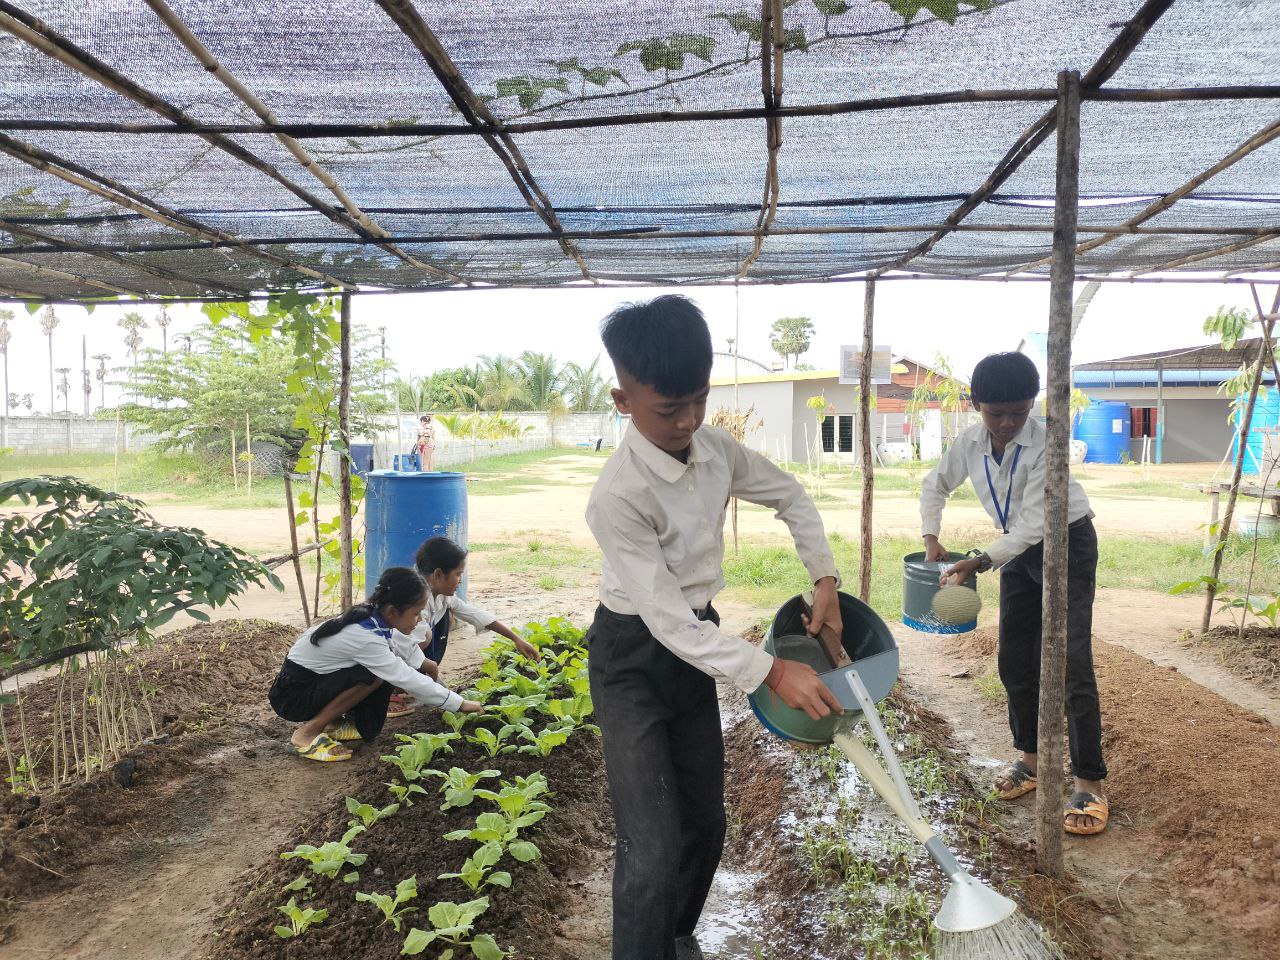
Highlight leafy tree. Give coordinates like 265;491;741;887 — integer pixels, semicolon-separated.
561;357;614;412
516;351;565;412
476;354;530;412
769;316;815;369
1204;305;1254;351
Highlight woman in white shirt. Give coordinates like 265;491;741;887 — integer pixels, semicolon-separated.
268;566;482;762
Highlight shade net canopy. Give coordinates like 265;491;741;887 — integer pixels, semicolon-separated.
0;0;1278;300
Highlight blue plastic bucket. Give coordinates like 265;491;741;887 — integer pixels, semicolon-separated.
364;470;468;599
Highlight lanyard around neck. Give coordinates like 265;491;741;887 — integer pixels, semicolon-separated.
983;444;1023;533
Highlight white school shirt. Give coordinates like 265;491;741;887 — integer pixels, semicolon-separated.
409;591;499;645
285;615;464;711
586;423;840;694
919;418;1092;569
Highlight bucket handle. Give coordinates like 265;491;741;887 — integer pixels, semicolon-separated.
843;671;922;823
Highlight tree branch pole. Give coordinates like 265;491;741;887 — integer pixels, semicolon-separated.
338;292;354;609
1035;69;1081;880
281;472;313;626
858;280;875;603
1201;291;1280;633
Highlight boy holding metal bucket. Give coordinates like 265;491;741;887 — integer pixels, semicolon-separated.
585;295;844;960
919;351;1108;836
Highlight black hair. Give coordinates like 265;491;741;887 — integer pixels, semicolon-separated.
415;536;468;577
600;294;713;398
969;352;1040;404
310;566;426;644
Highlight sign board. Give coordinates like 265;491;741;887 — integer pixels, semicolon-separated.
839;344;893;385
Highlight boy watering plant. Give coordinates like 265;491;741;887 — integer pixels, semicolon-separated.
919;351;1108;836
585;295;844;960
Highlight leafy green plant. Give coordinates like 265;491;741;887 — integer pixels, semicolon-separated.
387;780;429;808
474;773;552;822
444;811;543;863
280;824;368;880
274;897;329;939
437;840;512;892
282;873;314;898
400;897;507;958
381;731;459;781
356;875;420;932
346;795;401;829
517;724;571;757
494;694;547;724
425;766;503;811
465;725;521;758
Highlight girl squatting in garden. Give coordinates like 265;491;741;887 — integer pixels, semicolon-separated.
385;536;540;718
268;566;482;762
920;351;1108;835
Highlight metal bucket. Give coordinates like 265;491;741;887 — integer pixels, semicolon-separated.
903;551;978;634
747;591;898;744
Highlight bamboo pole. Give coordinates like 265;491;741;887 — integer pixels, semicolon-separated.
0;132;353;289
1035;69;1081;881
12;221;1280;258
0;3;460;283
282;472;313;627
1202;296;1280;633
374;0;593;281
5;86;1278;138
338;292;354;609
0;255;135;296
139;0;460;284
858;280;875;603
1129;234;1277;276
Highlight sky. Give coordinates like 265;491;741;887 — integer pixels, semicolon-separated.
0;277;1268;415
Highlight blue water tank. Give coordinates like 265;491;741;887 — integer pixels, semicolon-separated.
364;471;468;599
1233;391;1280;475
350;442;375;477
1073;401;1131;464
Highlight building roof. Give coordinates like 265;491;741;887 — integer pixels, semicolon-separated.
710;369;839;387
1;3;1279;301
1075;338;1265;372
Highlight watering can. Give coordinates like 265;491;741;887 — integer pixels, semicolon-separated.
747;591;1025;941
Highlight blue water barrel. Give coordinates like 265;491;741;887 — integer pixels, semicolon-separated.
1073;401;1131;464
350;442;375;477
1233;392;1280;474
364;471;468;599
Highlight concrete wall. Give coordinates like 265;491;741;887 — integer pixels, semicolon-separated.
707;381;795;461
0;415;156;454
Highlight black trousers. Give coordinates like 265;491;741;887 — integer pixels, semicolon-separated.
998;517;1107;782
587;604;725;960
268;659;392;742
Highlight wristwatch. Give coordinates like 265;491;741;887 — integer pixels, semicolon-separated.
966;549;993;573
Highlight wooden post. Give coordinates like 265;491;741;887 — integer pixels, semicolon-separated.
338;292;354;609
282;472;312;627
1202;311;1277;633
245;410;253;496
858;280;875;603
1035;69;1081;880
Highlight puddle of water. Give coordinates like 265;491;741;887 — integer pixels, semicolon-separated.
696;866;767;958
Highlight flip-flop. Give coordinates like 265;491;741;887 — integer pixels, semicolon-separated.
994;759;1038;800
325;720;363;742
387;693;416;719
296;733;352;763
1064;791;1109;835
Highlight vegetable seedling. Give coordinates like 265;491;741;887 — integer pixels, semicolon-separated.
347;795;401;828
437;840;512;892
274;897;329;939
516;724;570;757
425;766;503;811
280;825;368;880
356;875;420;932
494;694;546;724
400;897;508;959
444;811;543;862
381;731;458;781
475;773;551;821
465;726;520;758
387;780;429;808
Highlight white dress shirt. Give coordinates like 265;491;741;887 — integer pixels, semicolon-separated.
285;616;464;711
586;423;839;694
920;417;1093;568
409;591;499;645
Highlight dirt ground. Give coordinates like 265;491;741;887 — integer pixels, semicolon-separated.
4;454;1279;959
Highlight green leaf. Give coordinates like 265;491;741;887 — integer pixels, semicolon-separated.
470;933;507;960
274;925;296;939
486;871;512;888
507;840;541;863
402;927;436;955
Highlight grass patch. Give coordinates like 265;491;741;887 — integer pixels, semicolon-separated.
1092;479;1204;501
461;447;609;496
535;574;562;591
975;668;1006;703
495;537;599;580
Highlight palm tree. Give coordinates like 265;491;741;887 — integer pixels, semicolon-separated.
55;367;71;413
516;351;564;411
476;354;530;413
392;375;432;415
92;353;111;409
562;357;614;412
40;304;58;414
118;311;147;403
155;306;172;355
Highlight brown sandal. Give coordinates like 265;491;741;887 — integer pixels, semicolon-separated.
994;759;1038;800
1064;791;1109;835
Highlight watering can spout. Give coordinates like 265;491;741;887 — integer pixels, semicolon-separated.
925;837;1018;933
